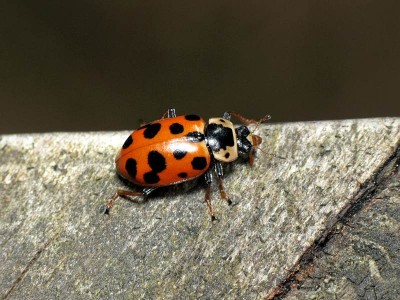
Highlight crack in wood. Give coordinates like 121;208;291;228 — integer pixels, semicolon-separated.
265;142;400;300
3;232;60;300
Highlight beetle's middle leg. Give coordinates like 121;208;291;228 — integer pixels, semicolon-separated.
161;108;177;119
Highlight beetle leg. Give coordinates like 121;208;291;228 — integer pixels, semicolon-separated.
142;109;177;126
248;149;255;167
204;171;216;221
222;111;231;120
214;161;232;205
204;184;215;221
103;188;156;214
143;187;158;196
217;177;232;205
161;108;177;119
161;111;168;119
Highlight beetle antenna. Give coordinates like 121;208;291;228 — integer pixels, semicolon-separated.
228;112;271;126
248;114;271;135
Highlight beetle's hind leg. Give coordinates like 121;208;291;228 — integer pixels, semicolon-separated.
140;109;177;127
102;187;157;214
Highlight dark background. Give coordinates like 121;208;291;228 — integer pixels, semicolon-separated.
1;1;400;134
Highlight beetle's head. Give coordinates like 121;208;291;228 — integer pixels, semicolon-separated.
236;125;262;166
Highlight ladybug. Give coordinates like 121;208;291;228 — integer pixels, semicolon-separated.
105;108;270;220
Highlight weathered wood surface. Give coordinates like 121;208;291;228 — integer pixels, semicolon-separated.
0;118;399;299
285;154;400;300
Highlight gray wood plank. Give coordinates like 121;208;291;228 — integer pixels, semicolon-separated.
284;143;400;300
0;118;399;299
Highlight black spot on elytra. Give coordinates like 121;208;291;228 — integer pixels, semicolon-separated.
224;152;230;159
178;172;188;178
142;123;161;139
191;157;207;170
144;171;160;184
148;151;166;173
206;123;235;152
185;114;201;121
186;131;205;142
125;158;137;178
219;119;225;123
173;149;187;160
122;135;133;149
169;123;184;134
142;151;167;184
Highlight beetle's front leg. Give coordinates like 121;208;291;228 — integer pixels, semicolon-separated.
204;171;216;221
214;161;232;205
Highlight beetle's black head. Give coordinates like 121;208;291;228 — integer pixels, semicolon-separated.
236;125;262;165
236;126;252;154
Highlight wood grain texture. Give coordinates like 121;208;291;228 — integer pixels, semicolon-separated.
0;118;399;299
285;150;400;300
